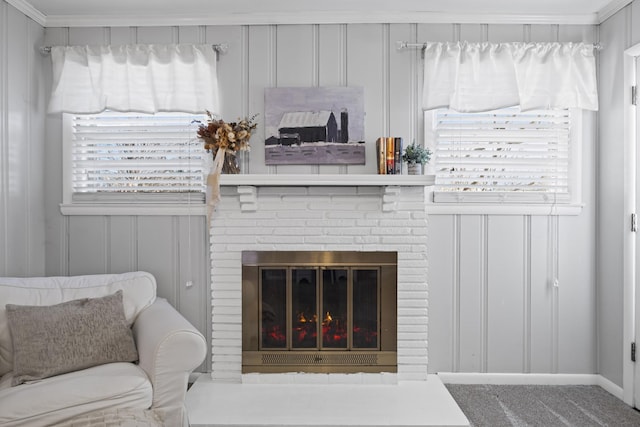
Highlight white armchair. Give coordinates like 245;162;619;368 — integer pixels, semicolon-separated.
0;271;207;427
134;297;207;425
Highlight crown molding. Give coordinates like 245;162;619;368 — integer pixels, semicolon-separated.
5;0;45;26
8;0;629;28
31;10;602;28
597;0;633;23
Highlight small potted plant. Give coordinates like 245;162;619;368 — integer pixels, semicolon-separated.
402;142;432;175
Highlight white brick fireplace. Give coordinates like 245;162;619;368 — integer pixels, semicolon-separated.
209;178;429;383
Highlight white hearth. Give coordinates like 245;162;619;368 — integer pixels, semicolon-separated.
209;181;429;383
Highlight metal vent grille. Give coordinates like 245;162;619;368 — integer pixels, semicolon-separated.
262;353;379;366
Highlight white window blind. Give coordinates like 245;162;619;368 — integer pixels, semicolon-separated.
69;111;207;203
430;107;573;204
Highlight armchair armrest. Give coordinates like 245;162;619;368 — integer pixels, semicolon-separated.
132;298;206;426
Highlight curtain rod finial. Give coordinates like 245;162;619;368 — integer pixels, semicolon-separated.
213;43;228;55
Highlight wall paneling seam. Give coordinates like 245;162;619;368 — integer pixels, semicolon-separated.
410;23;418;148
241;25;250;172
382;23;390;138
104;216;110;273
103;27;110;44
173;216;180;305
481;214;489;372
268;25;277;175
0;1;7;273
551;215;560;373
340;24;347;86
524;215;532;373
242;25;249;118
481;23;488;42
171;25;178;43
452;214;461;371
340;24;348;175
132;216;139;271
25;17;32;274
62;215;69;275
311;24;320;175
312;24;320;87
197;24;205;44
60;27;70;276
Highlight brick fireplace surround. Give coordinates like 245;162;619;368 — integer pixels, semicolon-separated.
209;183;429;383
186;180;469;427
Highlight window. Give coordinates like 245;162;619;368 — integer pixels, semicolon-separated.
425;107;582;214
62;111;208;215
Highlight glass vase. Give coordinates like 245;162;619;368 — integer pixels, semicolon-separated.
221;150;240;174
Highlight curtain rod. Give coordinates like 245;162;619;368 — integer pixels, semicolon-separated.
39;43;229;56
396;41;603;51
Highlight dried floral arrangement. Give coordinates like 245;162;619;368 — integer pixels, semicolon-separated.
196;111;258;218
197;111;258;153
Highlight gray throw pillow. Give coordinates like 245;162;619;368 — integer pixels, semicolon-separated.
6;290;138;386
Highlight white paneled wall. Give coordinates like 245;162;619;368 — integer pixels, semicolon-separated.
38;21;598;377
0;1;45;277
428;212;597;375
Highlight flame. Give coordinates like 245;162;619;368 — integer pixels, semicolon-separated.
323;311;333;325
264;326;286;344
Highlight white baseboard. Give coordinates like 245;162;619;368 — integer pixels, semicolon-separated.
437;372;624;400
596;375;625;400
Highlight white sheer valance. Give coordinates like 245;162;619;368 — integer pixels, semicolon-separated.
422;42;598;112
48;44;220;114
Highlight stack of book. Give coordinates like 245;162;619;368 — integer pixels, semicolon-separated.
376;137;403;175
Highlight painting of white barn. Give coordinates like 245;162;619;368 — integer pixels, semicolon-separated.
264;87;365;165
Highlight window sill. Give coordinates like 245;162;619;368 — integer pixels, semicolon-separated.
60;203;206;216
425;203;584;216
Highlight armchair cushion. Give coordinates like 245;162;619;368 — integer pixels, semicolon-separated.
6;290;138;386
0;362;153;427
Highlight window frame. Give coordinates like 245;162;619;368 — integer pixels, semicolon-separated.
60;112;207;216
424;108;584;216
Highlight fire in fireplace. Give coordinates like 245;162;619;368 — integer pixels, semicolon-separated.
242;251;397;374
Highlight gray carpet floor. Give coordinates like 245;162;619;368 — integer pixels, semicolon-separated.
445;384;640;427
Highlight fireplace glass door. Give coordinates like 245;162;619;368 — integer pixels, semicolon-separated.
259;267;380;351
243;250;397;374
352;269;379;349
261;269;287;349
321;269;347;349
292;268;317;349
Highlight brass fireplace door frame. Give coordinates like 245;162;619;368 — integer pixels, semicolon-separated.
241;251;397;374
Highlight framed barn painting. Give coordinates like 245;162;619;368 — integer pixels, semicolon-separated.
264;87;365;165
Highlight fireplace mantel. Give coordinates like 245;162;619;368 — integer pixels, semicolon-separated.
220;174;433;212
221;174;434;212
220;174;435;187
